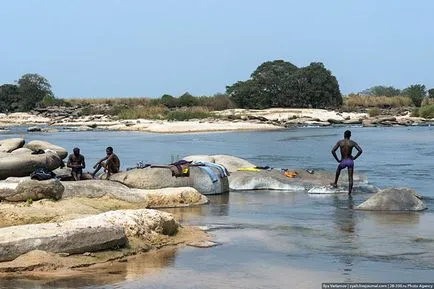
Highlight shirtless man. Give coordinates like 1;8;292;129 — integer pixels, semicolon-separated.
91;146;120;178
330;130;363;195
67;147;86;181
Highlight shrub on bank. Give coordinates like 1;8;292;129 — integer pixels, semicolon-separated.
166;107;216;121
344;95;413;108
368;107;380;117
116;105;167;120
418;105;434;119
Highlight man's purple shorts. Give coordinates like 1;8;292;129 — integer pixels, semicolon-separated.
338;158;354;170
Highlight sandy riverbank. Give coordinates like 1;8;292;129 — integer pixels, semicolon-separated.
0;108;429;133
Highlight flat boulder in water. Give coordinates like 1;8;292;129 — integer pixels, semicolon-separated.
229;170;305;191
356;188;426;211
0;138;25;153
109;166;229;195
24;140;68;159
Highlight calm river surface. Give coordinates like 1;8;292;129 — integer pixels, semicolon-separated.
1;126;433;289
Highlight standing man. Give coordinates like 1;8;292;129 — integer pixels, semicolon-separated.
330;130;363;195
91;146;120;178
67;147;86;181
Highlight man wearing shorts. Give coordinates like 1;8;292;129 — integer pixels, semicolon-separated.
67;147;86;181
91;146;120;178
330;130;363;195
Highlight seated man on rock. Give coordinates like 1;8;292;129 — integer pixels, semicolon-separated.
91;146;120;178
67;147;86;181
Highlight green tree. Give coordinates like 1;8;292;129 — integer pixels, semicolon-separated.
178;92;198;107
360;86;401;97
402;84;426;107
0;84;20;112
226;60;342;109
428;88;434;99
294;62;342;108
17;73;53;111
226;79;263;108
161;94;178;108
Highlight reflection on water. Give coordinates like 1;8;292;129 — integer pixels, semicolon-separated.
0;247;180;289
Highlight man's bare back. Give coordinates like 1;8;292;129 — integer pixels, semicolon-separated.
331;130;363;195
336;139;359;160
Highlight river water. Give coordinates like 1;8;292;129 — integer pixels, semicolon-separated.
0;126;433;289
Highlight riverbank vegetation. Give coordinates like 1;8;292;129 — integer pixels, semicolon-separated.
1;60;433;119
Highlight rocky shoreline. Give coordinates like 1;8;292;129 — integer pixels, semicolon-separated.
1;107;433;133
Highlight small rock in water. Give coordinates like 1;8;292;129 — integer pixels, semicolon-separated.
27;126;42;132
197;226;210;231
187;241;220;248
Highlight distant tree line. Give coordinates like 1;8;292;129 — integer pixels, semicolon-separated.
4;62;432;114
359;84;434;107
226;60;342;109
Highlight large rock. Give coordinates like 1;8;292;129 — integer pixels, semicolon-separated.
61;180;208;207
183;154;255;173
0;177;63;202
356;188;426;211
0;138;25;153
0;209;179;262
110;166;229;195
229;170;305;191
183;155;375;192
9;148;33;155
229;168;376;192
24;140;68;159
0;151;63;180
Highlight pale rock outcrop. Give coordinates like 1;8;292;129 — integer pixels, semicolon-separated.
0;209;179;262
110;166;229;195
183;155;375;192
24;140;68;159
61;180;208;207
356;188;426;211
9;148;33;155
229;170;305;191
183;154;255;172
0;151;63;180
0;177;64;201
0;138;25;153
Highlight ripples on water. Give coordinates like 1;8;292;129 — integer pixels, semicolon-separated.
0;126;433;289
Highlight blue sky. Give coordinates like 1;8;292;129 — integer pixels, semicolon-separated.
1;0;433;98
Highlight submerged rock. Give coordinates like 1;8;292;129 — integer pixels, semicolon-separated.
27;126;42;132
356;188;426;211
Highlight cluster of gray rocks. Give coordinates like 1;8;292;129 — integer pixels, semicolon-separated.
0;136;427;273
